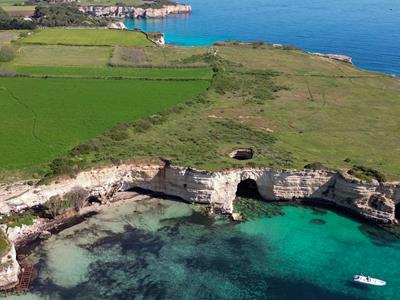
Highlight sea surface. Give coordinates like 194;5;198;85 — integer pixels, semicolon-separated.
15;198;400;300
125;0;400;76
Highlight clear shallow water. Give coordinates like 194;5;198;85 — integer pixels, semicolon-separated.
14;198;400;299
125;0;400;76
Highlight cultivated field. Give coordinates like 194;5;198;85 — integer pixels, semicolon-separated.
1;5;35;16
14;65;213;80
13;45;112;66
0;30;19;46
22;28;152;46
0;77;208;171
111;46;209;67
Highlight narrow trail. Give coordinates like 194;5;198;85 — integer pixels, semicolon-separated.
2;86;54;149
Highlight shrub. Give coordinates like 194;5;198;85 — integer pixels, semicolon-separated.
348;165;386;183
0;211;34;228
69;142;98;155
0;46;16;62
304;162;327;170
44;187;88;218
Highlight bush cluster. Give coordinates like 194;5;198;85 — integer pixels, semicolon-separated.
33;4;107;27
348;165;386;183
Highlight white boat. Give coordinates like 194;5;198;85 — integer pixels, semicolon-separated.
353;275;386;286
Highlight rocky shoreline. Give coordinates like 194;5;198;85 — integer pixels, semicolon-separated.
1;160;399;224
0;160;399;289
79;3;192;19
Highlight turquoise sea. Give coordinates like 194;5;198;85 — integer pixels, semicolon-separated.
18;198;400;299
125;0;400;76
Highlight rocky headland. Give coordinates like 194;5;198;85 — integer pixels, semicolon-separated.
79;3;192;19
0;160;399;288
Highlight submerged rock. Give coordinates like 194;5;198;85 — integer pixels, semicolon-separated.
310;219;326;225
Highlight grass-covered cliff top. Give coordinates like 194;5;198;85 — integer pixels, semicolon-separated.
0;29;399;182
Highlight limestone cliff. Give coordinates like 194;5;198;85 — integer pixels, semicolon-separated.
79;4;192;19
1;161;399;224
0;244;20;289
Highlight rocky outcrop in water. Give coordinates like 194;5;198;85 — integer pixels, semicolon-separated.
1;161;399;224
79;4;192;19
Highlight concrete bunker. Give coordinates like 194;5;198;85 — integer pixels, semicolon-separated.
229;148;254;160
236;179;262;199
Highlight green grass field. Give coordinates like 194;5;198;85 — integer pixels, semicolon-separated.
14;65;214;80
13;45;112;67
22;29;153;46
0;77;209;171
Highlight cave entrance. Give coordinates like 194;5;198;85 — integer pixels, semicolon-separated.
395;203;400;220
236;179;261;199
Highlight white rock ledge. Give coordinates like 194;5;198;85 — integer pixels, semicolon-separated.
1;161;399;224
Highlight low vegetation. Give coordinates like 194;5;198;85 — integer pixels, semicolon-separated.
0;231;9;257
0;210;34;228
348;165;386;183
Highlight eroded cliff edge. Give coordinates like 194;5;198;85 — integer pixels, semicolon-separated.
1;160;399;224
79;4;192;19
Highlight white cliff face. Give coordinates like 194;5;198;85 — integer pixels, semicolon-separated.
79;4;192;19
1;161;399;224
0;244;20;289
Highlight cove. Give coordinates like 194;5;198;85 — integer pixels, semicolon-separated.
12;198;400;299
125;0;400;76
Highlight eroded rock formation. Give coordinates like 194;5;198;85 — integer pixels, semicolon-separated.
0;244;20;289
1;161;399;224
79;4;192;19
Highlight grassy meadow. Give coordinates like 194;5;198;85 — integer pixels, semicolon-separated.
0;28;399;181
22;28;153;46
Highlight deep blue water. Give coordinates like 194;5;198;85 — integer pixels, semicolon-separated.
125;0;400;75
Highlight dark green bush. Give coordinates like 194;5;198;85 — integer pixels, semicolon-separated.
304;162;327;170
348;165;386;183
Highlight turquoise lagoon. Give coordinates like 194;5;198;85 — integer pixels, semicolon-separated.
17;198;400;299
125;0;400;76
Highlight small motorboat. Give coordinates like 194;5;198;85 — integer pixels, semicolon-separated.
353;275;386;286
